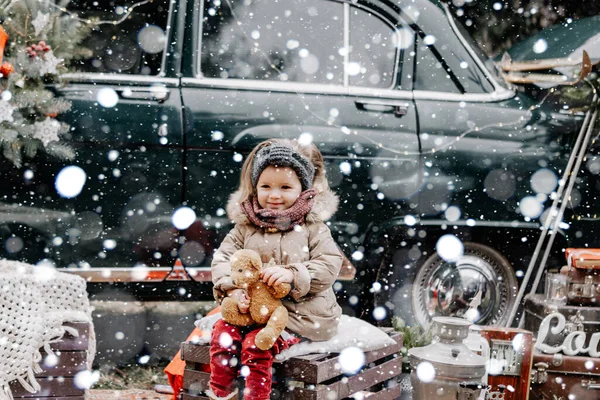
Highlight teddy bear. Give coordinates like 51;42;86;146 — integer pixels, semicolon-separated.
220;249;291;350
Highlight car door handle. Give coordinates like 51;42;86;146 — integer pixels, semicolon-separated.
355;100;410;118
117;88;170;103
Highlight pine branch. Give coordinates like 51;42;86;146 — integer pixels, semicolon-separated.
47;141;75;160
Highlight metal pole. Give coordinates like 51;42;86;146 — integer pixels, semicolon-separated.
505;91;598;327
528;106;599;297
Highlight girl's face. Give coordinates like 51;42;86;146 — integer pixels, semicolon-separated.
256;165;302;210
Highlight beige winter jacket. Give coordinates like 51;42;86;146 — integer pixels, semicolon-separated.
211;188;343;341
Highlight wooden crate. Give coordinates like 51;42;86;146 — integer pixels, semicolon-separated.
10;322;91;400
180;328;403;400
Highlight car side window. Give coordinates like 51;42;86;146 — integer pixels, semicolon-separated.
414;39;462;93
201;0;344;84
414;35;495;94
348;7;401;89
67;0;170;75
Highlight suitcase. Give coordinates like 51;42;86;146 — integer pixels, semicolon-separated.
530;352;600;399
564;248;600;306
523;294;600;348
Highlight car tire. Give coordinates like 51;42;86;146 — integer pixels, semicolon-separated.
411;242;518;327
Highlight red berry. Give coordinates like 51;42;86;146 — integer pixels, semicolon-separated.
39;41;46;47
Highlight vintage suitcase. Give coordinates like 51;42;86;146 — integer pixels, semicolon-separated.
523;294;600;347
530;352;600;399
564;248;600;306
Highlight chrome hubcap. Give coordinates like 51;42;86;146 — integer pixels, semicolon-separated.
413;251;513;327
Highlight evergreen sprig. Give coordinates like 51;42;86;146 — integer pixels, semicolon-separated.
0;0;91;167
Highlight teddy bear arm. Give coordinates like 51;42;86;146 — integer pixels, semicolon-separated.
268;282;291;299
221;297;255;327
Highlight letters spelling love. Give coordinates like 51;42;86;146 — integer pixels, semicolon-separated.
534;312;600;357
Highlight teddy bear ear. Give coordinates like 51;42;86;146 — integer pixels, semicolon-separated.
247;252;263;271
232;249;263;270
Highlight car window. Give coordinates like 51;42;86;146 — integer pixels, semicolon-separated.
414;34;495;94
201;0;344;84
349;7;401;89
414;39;462;93
67;0;170;75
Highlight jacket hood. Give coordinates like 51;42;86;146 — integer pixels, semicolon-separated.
226;188;339;225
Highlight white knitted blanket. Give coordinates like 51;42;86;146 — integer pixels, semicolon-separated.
0;260;95;400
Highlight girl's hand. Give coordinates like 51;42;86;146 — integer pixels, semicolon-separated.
227;288;250;313
261;266;294;287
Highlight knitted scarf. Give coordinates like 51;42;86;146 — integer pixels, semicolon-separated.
241;189;317;232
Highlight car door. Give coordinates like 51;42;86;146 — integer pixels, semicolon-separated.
380;1;580;327
181;0;420;274
0;0;184;277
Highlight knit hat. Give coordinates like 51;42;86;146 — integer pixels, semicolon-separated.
252;144;315;190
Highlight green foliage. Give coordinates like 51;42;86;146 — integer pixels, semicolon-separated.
0;0;92;167
392;316;433;372
2;0;93;64
392;316;433;350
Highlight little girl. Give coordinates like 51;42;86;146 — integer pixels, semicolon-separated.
208;139;343;400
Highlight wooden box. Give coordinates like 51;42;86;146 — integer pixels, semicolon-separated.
10;322;91;400
180;328;403;400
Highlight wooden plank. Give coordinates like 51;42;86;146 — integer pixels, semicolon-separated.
10;378;85;398
341;385;401;400
13;397;85;400
284;353;331;362
182;369;211;392
181;394;210;400
284;332;403;384
331;358;402;399
50;323;90;351
180;342;211;364
36;351;88;377
288;357;402;400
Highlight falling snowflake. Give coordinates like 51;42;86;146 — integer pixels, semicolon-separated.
0;100;15;123
33;117;61;145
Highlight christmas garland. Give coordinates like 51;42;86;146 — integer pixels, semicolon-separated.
0;0;92;167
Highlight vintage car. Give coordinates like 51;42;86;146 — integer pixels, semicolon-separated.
1;0;598;335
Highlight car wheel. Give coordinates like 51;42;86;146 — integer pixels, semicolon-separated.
411;242;518;327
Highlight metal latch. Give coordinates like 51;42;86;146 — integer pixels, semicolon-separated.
531;362;549;384
582;380;600;390
583;275;595;298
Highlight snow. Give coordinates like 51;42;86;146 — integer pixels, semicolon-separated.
416;361;436;383
138;25;166;54
436;234;464;262
172;207;196;230
54;166;87;198
96;88;119;108
338;347;365;375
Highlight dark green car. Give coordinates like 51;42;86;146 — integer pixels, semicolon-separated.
1;0;597;332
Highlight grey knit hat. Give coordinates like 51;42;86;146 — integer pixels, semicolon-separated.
252;144;315;190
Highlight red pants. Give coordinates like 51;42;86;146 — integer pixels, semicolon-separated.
209;319;298;400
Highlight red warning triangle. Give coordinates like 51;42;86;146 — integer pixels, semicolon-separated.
166;258;191;281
